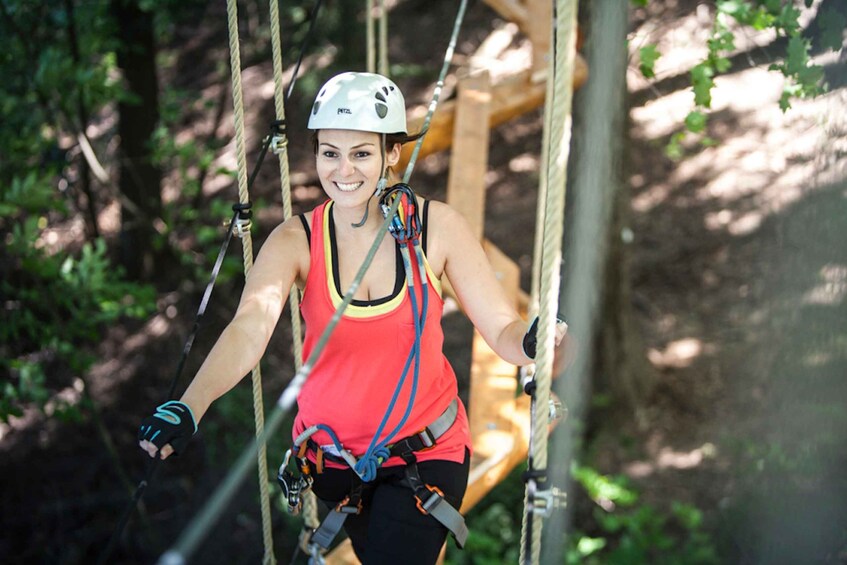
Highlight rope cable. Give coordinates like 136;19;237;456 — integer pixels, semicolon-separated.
269;0;321;536
378;0;388;76
268;0;319;536
366;0;375;73
285;0;325;101
519;0;579;563
402;0;468;184
225;0;275;562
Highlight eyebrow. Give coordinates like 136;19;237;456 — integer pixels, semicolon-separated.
319;142;376;150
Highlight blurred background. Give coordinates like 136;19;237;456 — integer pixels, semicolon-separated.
1;0;845;563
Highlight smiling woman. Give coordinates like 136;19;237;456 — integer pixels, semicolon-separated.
137;71;568;565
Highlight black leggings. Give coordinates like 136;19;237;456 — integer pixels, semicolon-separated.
309;450;470;565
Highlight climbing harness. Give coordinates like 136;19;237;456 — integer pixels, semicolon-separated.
277;397;467;560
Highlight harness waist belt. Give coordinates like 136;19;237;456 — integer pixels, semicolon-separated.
307;397;459;465
307;398;462;552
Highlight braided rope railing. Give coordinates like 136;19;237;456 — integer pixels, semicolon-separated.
367;0;375;73
224;1;276;563
519;0;579;563
378;0;388;77
156;3;469;562
366;0;389;76
267;0;319;539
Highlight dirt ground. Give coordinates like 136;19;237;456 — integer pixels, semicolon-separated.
1;1;845;564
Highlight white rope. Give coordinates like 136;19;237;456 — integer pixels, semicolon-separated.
519;0;578;563
225;1;275;562
378;0;388;76
366;0;375;73
267;0;318;537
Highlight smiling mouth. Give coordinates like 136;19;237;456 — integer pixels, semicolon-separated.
335;181;364;192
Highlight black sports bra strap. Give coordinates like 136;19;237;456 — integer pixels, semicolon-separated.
298;213;311;250
422;199;430;255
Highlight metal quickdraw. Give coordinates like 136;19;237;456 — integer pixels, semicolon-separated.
379;183;422;244
276;446;313;515
268;119;288;155
231;202;253;238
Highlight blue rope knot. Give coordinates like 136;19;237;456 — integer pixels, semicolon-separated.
355;445;392;482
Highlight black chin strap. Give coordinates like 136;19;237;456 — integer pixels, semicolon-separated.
351;133;388;228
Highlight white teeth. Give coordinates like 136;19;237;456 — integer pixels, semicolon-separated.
335;181;363;192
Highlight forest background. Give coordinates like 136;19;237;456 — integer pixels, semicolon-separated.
1;0;845;564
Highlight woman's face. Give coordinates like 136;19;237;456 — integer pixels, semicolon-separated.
315;129;400;209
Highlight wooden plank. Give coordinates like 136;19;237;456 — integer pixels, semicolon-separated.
397;59;588;172
461;394;531;511
527;0;552;73
446;71;492;239
480;0;528;28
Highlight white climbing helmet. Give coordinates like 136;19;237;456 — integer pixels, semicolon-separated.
308;72;407;134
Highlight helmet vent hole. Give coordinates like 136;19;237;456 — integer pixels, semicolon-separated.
375;91;387;102
375;102;388;118
311;101;321;115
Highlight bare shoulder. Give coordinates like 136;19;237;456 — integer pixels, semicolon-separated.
265;213;309;248
254;213;311;285
422;199;478;277
424;199;471;234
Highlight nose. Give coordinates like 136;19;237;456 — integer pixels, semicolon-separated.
337;156;356;177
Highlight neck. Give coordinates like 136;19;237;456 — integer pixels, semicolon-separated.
332;197;384;236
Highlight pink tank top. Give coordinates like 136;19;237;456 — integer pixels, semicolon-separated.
292;200;471;468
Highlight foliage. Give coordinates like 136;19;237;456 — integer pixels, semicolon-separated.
567;466;718;565
0;149;155;423
632;0;846;158
444;462;716;564
0;0;157;423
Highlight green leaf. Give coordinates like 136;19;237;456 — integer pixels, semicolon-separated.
717;0;751;20
691;64;715;107
777;3;802;35
685;111;707;134
638;44;661;79
672;502;703;530
785;35;810;76
665;131;686;160
576;536;607;557
819;8;847;52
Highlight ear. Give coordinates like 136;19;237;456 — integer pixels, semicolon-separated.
386;143;402;167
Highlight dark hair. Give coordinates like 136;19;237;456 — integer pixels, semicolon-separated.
311;129;426;154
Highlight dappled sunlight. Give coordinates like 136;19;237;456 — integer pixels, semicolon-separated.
803;263;847;305
625;442;718;479
647;337;705;369
508;152;539;173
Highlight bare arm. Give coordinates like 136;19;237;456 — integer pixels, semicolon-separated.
141;217;308;458
428;201;534;366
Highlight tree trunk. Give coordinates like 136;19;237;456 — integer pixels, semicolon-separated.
570;0;654;418
111;0;161;280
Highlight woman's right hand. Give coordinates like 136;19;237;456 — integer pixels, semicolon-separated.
138;400;197;460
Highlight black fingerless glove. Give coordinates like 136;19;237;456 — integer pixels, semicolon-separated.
138;400;197;455
522;315;566;359
522;317;540;360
